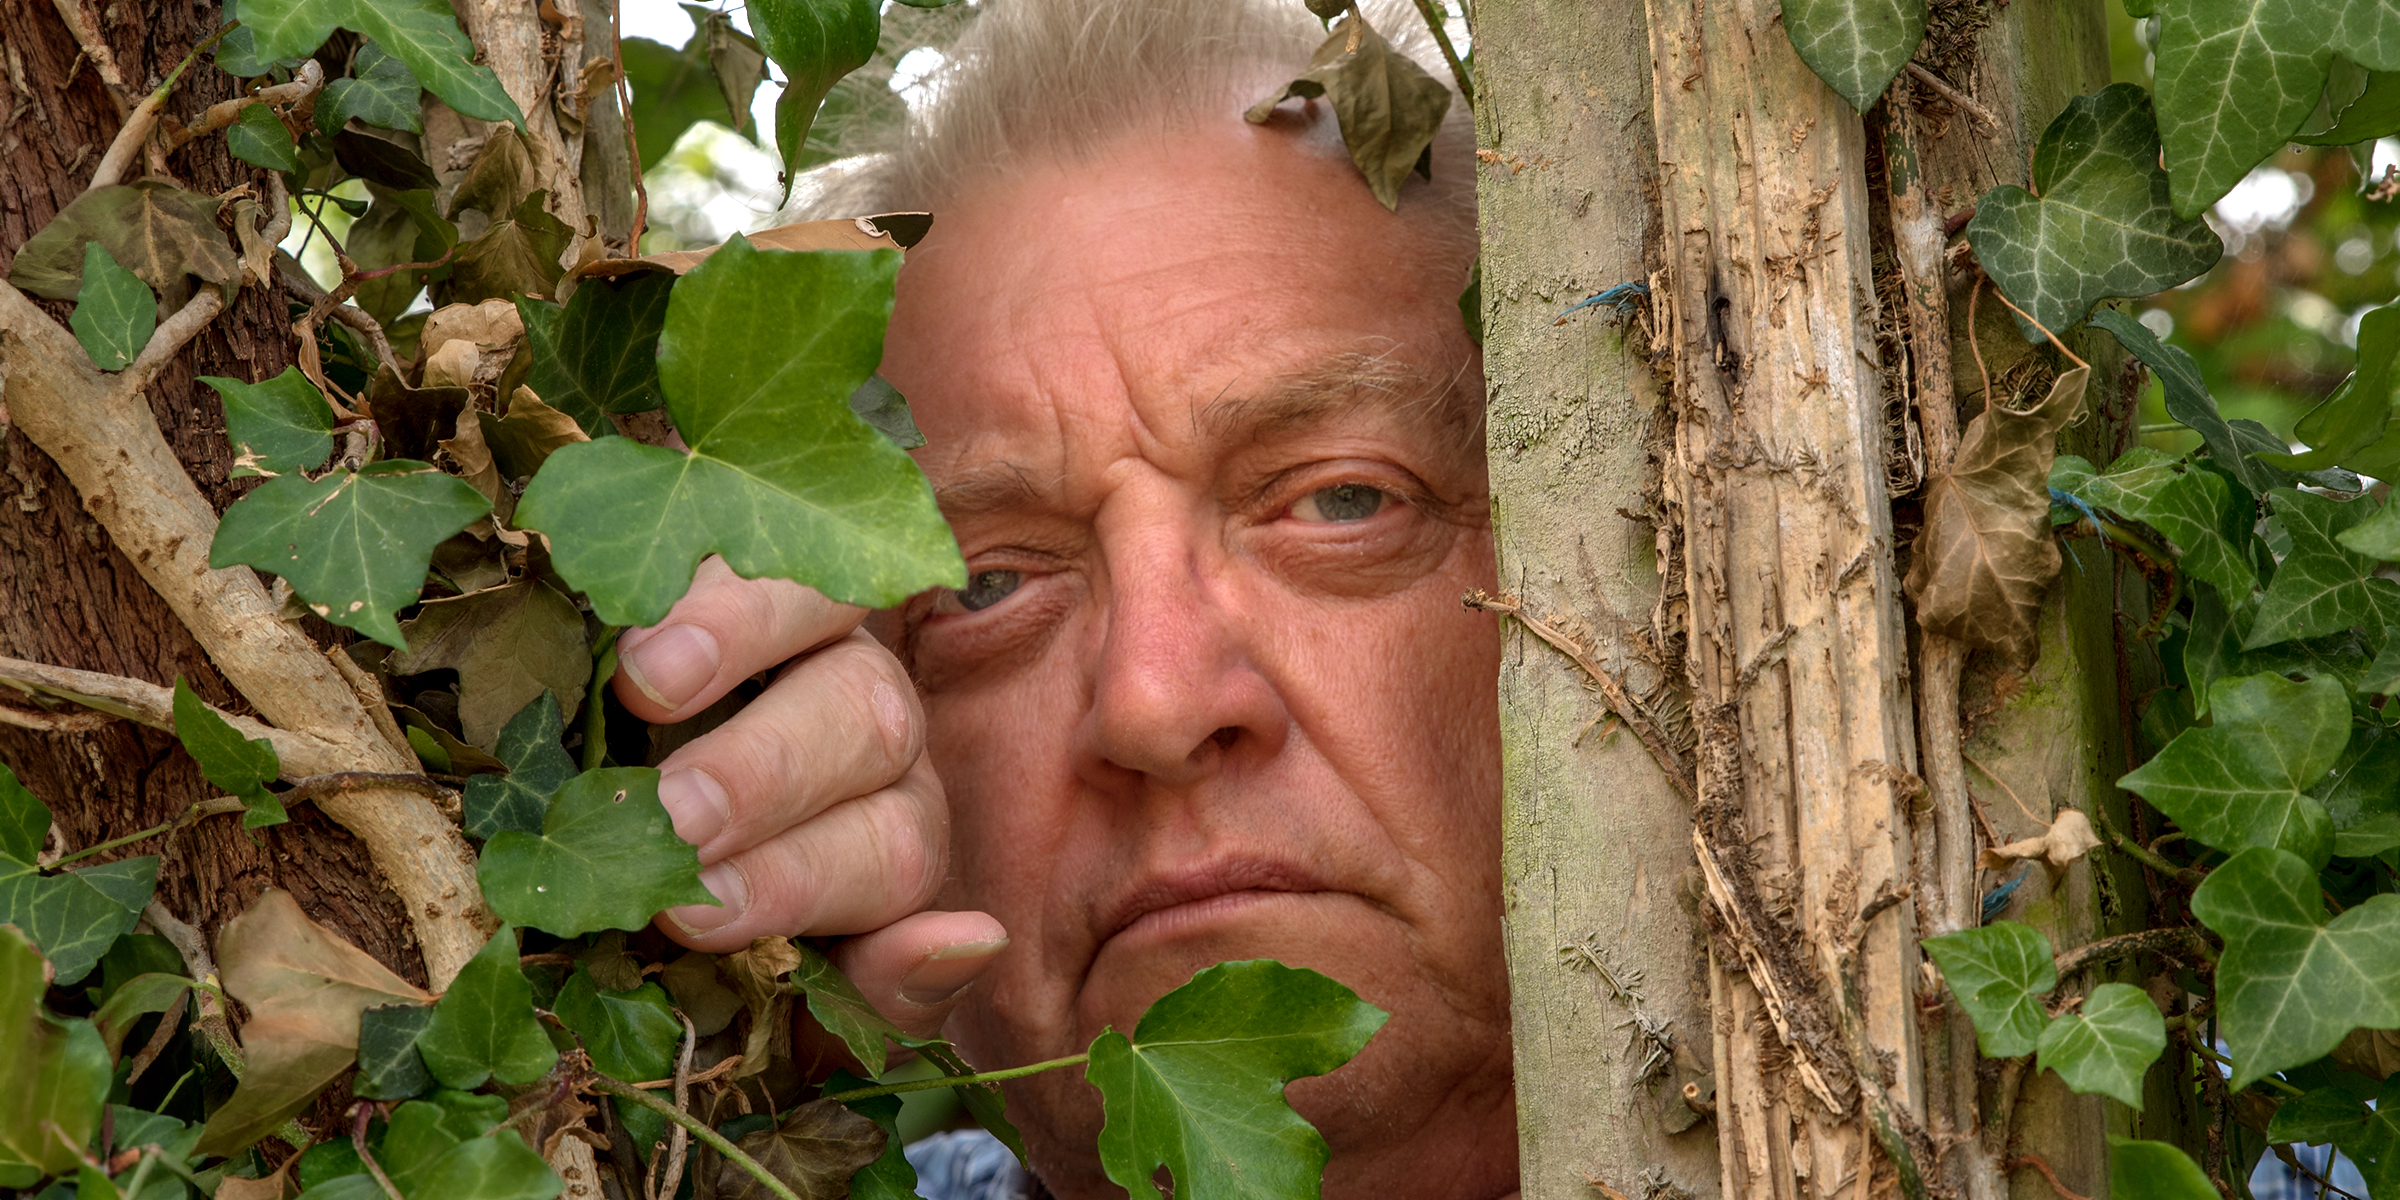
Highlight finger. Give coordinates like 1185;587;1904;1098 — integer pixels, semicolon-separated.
832;910;1011;1042
613;556;868;723
650;630;926;859
654;755;948;951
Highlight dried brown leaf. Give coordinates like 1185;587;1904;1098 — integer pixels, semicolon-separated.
2331;1026;2400;1079
390;579;589;750
421;298;527;360
214;1155;301;1200
1978;808;2101;871
194;890;434;1157
717;1098;885;1200
481;386;589;484
1903;366;2090;665
7;181;240;302
664;952;744;1037
368;363;471;463
1244;12;1452;211
722;937;800;1079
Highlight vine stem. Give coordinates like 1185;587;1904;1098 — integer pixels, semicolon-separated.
590;1074;798;1200
48;772;458;865
585;626;623;772
1406;0;1473;108
2179;1033;2304;1097
818;1053;1090;1105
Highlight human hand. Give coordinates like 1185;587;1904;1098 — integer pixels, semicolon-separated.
617;556;1007;1021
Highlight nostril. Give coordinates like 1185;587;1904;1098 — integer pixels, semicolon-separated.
1209;726;1238;749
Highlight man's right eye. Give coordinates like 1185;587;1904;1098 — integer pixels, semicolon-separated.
954;569;1023;612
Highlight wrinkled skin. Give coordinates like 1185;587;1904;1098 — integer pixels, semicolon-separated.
621;116;1514;1199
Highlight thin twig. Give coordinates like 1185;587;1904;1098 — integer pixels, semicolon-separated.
590;1075;801;1200
115;290;224;400
610;0;647;249
1462;590;1696;802
87;24;233;191
124;990;187;1088
1986;287;2092;372
0;655;350;776
1961;752;2044;825
2053;926;2202;979
2005;1155;2092;1200
274;249;398;378
2275;1146;2369;1200
143;902;242;1075
354;1104;408;1200
163;59;324;153
1408;0;1474;108
50;0;132;108
653;1012;698;1200
1905;63;2001;135
0;701;118;731
1968;279;1992;416
816;1052;1093;1104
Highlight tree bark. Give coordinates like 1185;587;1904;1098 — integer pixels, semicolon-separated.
0;0;424;984
1473;3;1721;1197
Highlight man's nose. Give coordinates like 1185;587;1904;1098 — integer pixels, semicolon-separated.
1077;501;1287;789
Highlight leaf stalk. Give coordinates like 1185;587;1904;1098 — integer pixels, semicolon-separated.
818;1052;1091;1104
589;1073;800;1200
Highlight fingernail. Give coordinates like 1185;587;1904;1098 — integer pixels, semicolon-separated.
666;862;748;936
899;938;1009;1005
658;768;730;848
620;624;721;711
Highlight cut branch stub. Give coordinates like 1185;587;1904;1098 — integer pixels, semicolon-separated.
1904;367;2090;666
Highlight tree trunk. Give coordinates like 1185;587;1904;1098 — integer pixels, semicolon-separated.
0;0;423;984
1481;0;2189;1196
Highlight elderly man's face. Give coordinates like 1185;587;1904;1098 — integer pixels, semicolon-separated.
882;120;1514;1196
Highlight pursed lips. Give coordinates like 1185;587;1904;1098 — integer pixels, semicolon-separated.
1090;855;1337;954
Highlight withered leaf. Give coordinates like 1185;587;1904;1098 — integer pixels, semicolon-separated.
333;126;440;192
9;182;240;303
577;929;645;993
480;386;590;484
390;580;589;750
368;364;471;463
446;191;572;305
194;890;434;1157
718;1098;886;1200
722;936;801;1080
449;129;543;221
1244;12;1452;211
662;952;743;1036
1904;366;2090;665
1978;808;2101;872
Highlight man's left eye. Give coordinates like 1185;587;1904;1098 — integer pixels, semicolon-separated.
1291;483;1387;523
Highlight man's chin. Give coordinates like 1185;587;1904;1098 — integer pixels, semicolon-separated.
1073;889;1385;1035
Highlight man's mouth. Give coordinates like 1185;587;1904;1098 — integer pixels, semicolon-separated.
1094;856;1335;952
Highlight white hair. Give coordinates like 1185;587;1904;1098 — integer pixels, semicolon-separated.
797;0;1476;247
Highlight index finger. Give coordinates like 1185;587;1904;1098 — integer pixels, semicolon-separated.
613;556;868;723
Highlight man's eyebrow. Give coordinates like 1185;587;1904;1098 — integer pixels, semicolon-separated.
1195;351;1479;451
933;463;1044;518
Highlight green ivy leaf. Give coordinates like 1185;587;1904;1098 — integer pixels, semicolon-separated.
0;765;44;863
68;241;154;373
375;1100;559;1200
2034;982;2164;1108
354;1002;438;1101
1782;0;1926;112
418;927;558;1090
2248;488;2400;648
822;1071;920;1200
91;970;190;1059
2271;1078;2400;1193
2061;446;2255;596
516;236;963;626
553;967;681;1082
2336;493;2400;562
226;103;301;173
618;9;763;170
2118;672;2344;865
787;940;904;1077
1922;922;2057;1058
0;856;152;989
2181;586;2366;718
2088;309;2282;498
202;366;336;477
0;927;109;1187
1244;12;1452;211
462;692;577;841
1965;85;2221;342
319;40;424;135
172;677;286;828
2257;303;2400;472
748;0;880;200
2313;725;2400;858
210;459;492;650
2107;1137;2219;1200
2190;847;2400;1087
477;767;714;937
1088;960;1388;1200
2152;0;2400;218
2302;66;2400;147
234;0;522;126
516;267;673;428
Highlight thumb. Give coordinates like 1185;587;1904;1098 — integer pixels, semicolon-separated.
829;910;1010;1045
